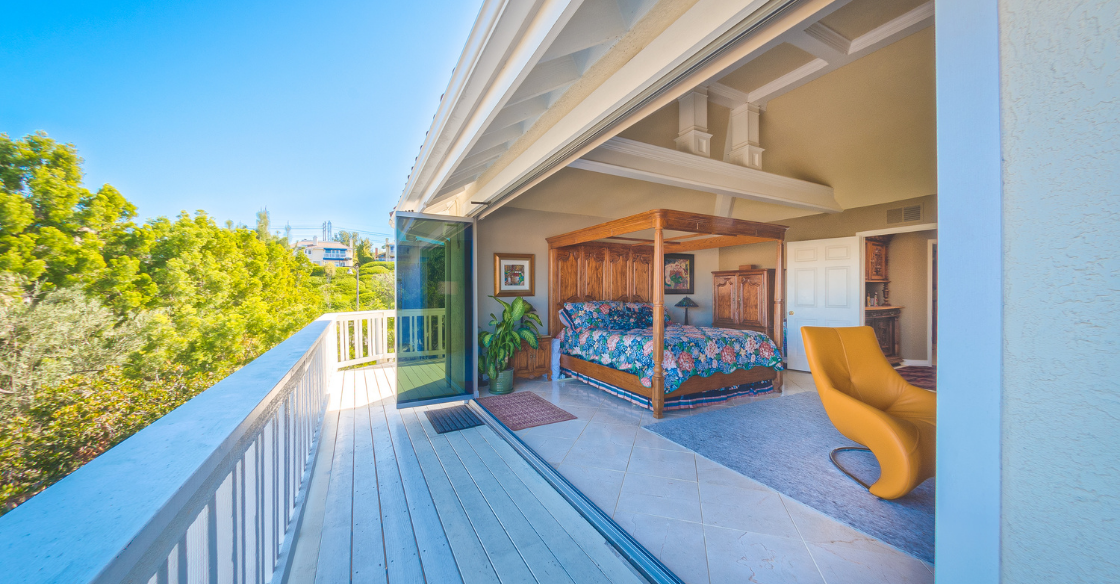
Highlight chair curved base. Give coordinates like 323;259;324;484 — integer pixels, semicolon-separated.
830;447;873;490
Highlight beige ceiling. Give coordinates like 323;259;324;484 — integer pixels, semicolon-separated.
819;0;931;40
717;43;817;96
509;21;936;222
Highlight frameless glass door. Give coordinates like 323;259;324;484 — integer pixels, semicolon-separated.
394;212;476;408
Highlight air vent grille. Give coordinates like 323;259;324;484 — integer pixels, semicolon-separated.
886;205;922;224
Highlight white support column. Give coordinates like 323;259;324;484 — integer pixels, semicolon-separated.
674;89;713;157
714;194;735;217
727;102;764;169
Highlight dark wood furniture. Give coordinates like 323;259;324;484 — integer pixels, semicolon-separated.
865;306;903;365
712;269;775;333
560;353;780;405
865;236;891;282
512;336;552;380
547;209;788;418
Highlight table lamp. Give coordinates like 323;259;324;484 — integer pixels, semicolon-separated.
674;296;699;325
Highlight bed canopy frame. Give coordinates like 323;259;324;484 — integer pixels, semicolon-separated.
546;209;788;418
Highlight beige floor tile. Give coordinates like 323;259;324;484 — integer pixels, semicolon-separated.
806;541;933;584
556;462;625;514
613;512;710;584
576;421;640;448
615;472;702;523
704;525;825;584
781;495;892;553
563;438;633;471
701;488;801;539
695;457;770;491
590;406;645;427
626;446;697;481
522;434;576;466
516;417;589;441
634;428;690;452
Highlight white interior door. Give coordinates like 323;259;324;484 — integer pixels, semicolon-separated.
785;237;861;371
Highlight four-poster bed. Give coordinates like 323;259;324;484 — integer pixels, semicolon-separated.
547;209;788;419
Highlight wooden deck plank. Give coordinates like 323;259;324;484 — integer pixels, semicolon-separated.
444;431;577;584
351;372;388;584
399;410;500;584
372;370;464;584
363;374;426;584
412;412;538;584
474;429;646;584
457;428;616;584
315;372;356;584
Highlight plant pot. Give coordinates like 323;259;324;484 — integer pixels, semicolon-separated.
490;368;515;395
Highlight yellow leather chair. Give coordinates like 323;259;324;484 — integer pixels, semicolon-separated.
801;326;936;500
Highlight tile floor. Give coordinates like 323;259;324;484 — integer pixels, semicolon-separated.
483;371;934;584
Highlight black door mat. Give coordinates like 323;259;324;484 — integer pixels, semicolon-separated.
425;405;483;434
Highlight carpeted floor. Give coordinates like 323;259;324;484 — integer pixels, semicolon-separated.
647;392;934;563
897;366;937;390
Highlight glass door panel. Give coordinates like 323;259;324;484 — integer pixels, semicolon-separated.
394;213;475;408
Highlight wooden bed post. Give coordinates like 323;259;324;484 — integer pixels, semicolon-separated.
652;212;666;419
774;238;785;392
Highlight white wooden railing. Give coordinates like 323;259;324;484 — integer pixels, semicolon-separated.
335;308;446;368
0;315;341;584
0;308;451;584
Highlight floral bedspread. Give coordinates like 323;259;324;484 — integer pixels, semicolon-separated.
559;324;783;394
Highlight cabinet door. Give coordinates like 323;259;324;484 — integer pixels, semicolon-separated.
737;272;768;329
868;316;893;355
713;274;737;326
630;252;652;302
866;240;889;281
582;246;606;300
606;248;630;301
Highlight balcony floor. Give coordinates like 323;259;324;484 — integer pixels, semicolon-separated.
287;365;647;584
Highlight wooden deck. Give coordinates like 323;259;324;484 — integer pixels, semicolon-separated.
287;365;648;584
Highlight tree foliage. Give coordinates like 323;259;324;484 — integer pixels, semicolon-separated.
0;132;395;512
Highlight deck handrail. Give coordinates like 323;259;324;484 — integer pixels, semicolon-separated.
0;314;341;584
335;308;446;368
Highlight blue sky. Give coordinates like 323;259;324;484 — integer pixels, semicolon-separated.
0;0;481;241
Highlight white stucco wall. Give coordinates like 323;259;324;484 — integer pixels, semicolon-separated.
999;1;1120;581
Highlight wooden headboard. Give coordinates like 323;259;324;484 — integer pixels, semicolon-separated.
548;242;653;335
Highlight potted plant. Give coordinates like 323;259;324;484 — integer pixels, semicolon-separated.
478;296;542;395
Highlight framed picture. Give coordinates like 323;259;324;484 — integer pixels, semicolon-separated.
494;253;535;297
663;253;695;295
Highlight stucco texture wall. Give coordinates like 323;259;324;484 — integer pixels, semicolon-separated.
998;1;1120;581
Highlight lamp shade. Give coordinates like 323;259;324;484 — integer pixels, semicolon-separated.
674;296;699;308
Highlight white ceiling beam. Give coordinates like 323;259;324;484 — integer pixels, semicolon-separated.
571;137;842;213
706;82;751;110
540;0;627;62
506;55;582;105
470;124;525;153
792;22;850;59
747;1;934;105
489;95;551;130
714;194;735;217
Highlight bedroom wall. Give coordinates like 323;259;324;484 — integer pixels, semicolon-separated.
477;206;606;336
477;206;719;334
887;230;936;362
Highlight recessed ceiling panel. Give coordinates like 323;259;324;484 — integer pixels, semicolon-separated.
819;0;930;41
717;43;817;95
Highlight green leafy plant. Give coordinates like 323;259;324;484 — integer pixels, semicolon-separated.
478;296;541;380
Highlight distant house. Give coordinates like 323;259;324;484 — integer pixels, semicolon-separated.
374;243;395;261
294;238;353;267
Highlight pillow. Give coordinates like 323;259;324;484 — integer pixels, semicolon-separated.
624;302;673;328
558;307;577;331
563;301;620;330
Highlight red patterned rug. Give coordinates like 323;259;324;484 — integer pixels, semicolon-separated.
476;391;576;431
896;366;936;391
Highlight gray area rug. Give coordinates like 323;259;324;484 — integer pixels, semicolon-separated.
647;391;934;562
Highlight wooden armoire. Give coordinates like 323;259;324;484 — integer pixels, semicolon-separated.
548;243;653;334
711;269;775;333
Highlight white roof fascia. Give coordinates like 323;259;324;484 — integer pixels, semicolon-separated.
397;0;587;212
472;0;823;218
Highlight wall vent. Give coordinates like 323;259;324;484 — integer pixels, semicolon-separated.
887;205;922;224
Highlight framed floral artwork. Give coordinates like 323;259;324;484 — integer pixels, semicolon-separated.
663;253;694;295
494;253;535;297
